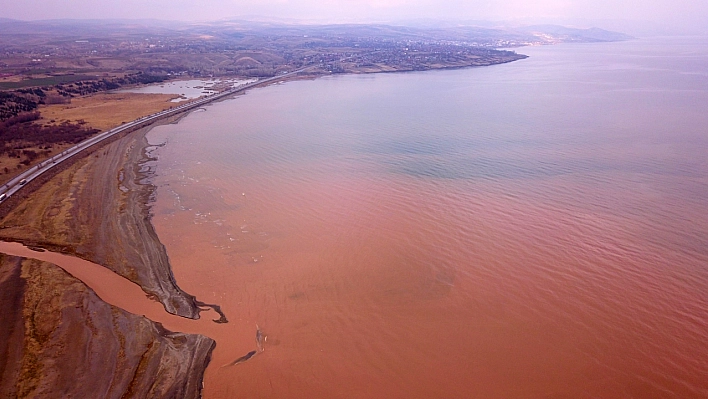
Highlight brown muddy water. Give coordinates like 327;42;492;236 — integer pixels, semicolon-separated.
12;37;707;398
145;38;708;398
0;242;256;352
0;242;206;335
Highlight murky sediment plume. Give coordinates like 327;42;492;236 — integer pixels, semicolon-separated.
146;38;708;398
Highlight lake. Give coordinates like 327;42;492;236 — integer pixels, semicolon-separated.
147;37;708;398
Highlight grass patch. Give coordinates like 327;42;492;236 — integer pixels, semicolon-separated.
40;92;183;131
0;75;97;90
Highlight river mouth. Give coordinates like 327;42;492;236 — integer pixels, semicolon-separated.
0;241;265;371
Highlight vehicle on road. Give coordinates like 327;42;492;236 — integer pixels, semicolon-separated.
19;179;27;185
0;194;6;201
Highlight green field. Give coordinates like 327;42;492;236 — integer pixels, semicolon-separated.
0;75;97;90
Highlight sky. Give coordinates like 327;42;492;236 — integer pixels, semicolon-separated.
2;0;707;34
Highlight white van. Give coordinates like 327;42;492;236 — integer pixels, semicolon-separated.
0;193;6;201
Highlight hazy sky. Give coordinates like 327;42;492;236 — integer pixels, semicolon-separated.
2;0;707;33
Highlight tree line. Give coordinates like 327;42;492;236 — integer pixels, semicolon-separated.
0;72;168;121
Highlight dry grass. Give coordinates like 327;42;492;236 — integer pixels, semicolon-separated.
39;92;184;131
0;92;183;186
0;155;88;244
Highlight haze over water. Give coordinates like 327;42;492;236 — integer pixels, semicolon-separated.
147;37;708;398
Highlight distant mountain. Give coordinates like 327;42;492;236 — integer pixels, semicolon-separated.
0;18;632;48
187;20;632;45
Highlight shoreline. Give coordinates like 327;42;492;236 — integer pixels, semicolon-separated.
0;52;528;188
0;57;527;397
0;116;206;318
0;115;221;397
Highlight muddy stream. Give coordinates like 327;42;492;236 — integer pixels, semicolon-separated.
0;241;260;372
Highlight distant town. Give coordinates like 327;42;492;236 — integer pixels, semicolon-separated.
0;20;631;82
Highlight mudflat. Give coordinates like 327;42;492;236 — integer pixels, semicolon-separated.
0;115;222;397
0;254;214;398
0;118;203;318
0;117;209;318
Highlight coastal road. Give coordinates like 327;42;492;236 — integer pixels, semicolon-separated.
0;67;311;203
